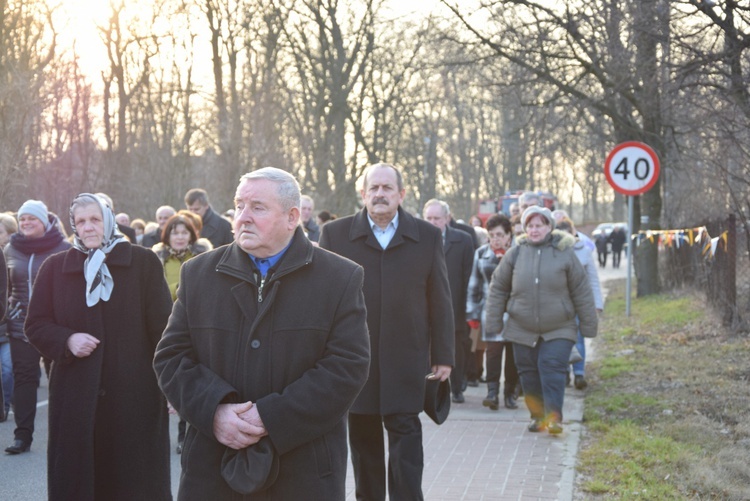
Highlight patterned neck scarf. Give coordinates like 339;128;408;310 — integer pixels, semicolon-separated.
167;245;192;261
70;193;126;307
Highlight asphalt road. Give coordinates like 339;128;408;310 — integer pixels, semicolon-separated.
0;380;183;499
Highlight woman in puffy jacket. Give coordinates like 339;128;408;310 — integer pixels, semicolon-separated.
4;200;70;454
484;206;597;434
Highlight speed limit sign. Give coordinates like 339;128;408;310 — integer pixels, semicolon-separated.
604;141;660;196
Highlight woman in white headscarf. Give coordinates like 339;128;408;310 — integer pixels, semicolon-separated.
25;193;173;500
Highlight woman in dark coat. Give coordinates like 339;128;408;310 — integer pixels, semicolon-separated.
466;214;519;411
4;200;70;453
25;194;173;500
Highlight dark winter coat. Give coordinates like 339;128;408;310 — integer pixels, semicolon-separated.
4;217;71;340
319;206;454;415
449;218;480;249
154;228;370;500
25;243;173;501
142;228;161;248
200;206;233;248
0;250;6;325
117;222;137;243
304;218;320;242
609;227;627;253
484;230;598;347
443;226;474;329
595;234;609;253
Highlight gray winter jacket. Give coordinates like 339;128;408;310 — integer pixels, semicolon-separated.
484;230;598;347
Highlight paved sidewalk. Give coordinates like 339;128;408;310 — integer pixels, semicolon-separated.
344;261;626;500
344;384;585;501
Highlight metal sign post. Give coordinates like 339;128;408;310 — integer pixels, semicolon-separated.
626;195;634;316
604;141;660;316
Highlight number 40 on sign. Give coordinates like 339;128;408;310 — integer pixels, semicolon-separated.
604;141;660;196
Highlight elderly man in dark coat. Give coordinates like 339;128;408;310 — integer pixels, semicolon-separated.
25;193;173;500
320;163;454;501
423;199;474;404
155;167;370;500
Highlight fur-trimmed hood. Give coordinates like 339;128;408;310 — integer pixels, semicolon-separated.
515;229;576;251
484;226;598;347
151;238;213;263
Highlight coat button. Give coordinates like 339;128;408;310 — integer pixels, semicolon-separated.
98;389;106;397
251;340;261;349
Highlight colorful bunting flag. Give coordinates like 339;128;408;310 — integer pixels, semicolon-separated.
631;226;730;261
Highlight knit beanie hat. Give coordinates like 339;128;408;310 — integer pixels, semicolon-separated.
521;206;555;231
18;199;50;229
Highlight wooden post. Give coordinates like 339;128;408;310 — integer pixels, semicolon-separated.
725;213;737;328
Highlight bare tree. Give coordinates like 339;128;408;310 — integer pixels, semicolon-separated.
281;0;378;214
98;0;159;204
34;50;98;211
243;2;290;172
202;0;245;198
442;0;671;295
668;1;750;229
0;0;56;208
125;0;208;216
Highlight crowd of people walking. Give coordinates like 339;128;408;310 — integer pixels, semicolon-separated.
0;166;602;500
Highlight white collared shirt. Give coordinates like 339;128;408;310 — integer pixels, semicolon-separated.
368;211;399;249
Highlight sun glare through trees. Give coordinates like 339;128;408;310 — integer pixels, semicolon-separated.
2;0;749;290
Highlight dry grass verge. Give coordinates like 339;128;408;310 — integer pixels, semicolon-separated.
575;279;750;500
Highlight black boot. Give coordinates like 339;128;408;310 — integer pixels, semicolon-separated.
5;439;31;454
483;382;500;410
177;418;187;454
504;393;518;409
504;383;519;409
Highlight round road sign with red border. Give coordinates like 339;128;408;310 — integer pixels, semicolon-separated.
604;141;660;196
